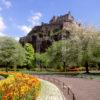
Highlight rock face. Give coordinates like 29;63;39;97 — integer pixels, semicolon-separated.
19;12;81;52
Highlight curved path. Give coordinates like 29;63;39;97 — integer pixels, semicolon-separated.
37;75;100;100
37;79;65;100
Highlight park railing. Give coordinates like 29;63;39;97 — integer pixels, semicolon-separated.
37;75;75;100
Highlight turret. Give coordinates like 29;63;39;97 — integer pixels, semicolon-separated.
67;11;74;22
49;16;58;24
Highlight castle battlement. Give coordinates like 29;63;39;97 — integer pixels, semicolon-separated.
49;11;74;24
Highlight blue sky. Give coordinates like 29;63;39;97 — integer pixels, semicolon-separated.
0;0;100;40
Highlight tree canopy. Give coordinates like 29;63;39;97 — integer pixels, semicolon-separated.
0;37;26;71
24;43;35;68
46;26;100;73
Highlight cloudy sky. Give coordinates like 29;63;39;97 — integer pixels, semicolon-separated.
0;0;100;40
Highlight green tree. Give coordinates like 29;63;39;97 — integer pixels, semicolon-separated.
0;37;26;71
35;53;49;70
46;26;100;73
24;43;35;69
69;26;100;73
46;40;80;71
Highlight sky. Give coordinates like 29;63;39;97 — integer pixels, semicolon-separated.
0;0;100;40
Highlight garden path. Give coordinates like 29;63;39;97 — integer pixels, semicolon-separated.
52;76;100;100
37;79;65;100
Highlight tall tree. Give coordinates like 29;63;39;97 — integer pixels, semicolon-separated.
24;43;35;69
69;26;100;73
35;52;49;70
0;37;26;71
46;40;80;71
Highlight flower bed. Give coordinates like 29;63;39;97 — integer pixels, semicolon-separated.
0;72;41;100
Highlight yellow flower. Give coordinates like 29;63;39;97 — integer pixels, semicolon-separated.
0;72;41;99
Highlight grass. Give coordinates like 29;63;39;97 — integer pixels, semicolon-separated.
0;68;100;80
0;75;5;80
0;74;8;78
75;72;100;79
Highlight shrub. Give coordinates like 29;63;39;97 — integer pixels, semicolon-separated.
0;72;41;100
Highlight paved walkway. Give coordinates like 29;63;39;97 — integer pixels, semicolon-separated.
37;75;100;100
52;76;100;100
37;79;65;100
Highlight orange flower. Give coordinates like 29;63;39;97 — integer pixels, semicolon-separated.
0;72;41;99
2;96;7;100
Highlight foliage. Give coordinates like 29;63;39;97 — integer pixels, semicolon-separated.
24;43;35;68
46;26;100;73
35;53;49;69
69;26;100;73
0;72;41;100
46;41;64;68
0;37;26;71
46;40;80;70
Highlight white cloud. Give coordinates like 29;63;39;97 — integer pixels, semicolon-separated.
31;12;42;21
0;16;7;37
0;16;6;32
2;0;12;9
20;25;32;34
29;12;42;26
0;32;6;37
19;12;42;35
15;37;19;41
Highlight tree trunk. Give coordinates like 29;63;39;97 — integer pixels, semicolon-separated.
14;65;17;71
98;63;100;70
63;61;66;72
85;62;89;74
40;63;42;71
6;66;8;72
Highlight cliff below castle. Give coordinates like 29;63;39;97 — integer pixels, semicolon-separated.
19;12;81;52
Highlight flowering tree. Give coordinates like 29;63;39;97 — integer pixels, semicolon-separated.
69;26;100;73
46;26;100;73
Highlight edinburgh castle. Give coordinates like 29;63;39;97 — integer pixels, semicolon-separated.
19;12;81;52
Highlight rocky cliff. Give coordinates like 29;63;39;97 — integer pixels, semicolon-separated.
19;12;81;52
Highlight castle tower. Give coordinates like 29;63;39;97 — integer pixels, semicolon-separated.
67;11;74;22
49;16;58;24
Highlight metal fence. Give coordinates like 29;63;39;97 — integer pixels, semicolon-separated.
37;75;75;100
